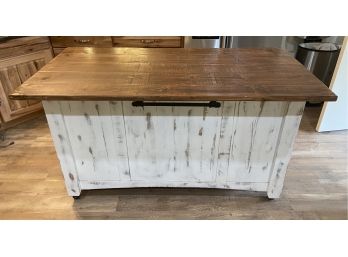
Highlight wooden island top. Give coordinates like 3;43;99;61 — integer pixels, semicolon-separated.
10;47;337;102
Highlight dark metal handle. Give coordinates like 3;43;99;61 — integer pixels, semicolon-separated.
132;101;221;108
192;36;220;39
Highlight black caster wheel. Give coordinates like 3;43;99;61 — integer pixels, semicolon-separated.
73;196;80;200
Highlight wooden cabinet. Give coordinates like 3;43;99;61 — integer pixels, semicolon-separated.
112;36;182;48
50;36;113;57
0;37;53;124
49;36;184;56
50;36;113;48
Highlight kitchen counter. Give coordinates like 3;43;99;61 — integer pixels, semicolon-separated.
11;47;336;102
11;47;336;199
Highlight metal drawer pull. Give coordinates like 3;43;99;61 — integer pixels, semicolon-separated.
132;101;221;108
75;39;91;43
141;39;159;44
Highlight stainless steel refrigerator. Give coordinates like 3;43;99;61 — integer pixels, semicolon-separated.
184;36;285;49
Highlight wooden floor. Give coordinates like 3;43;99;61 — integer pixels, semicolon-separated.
0;106;347;219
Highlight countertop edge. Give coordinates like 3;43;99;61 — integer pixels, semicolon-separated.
9;93;338;102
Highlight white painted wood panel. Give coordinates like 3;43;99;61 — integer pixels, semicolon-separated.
80;180;268;192
317;37;348;132
267;102;305;198
43;100;304;198
59;101;129;181
110;101;131;180
122;102;222;182
43;100;81;196
217;101;286;183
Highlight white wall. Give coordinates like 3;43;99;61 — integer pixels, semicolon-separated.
316;37;348;132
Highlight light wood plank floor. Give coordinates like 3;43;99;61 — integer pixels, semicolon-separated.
0;106;347;219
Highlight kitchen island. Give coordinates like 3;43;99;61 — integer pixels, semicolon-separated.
10;47;336;198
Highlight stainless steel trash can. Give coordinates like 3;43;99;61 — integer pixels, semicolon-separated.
296;42;341;86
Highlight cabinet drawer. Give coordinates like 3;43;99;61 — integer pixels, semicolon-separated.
112;37;182;48
50;37;112;47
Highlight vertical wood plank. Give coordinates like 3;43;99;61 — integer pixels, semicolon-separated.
16;60;42;105
42;100;81;196
0;67;25;110
110;101;131;180
216;101;236;183
151;104;176;179
123;101;222;182
0;80;12;121
61;101;128;181
217;101;286;183
122;101;157;180
267;101;305;198
172;104;222;182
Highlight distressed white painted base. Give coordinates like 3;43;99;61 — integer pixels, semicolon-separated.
80;181;268;192
43;100;305;199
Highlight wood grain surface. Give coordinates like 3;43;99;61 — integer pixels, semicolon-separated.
0;106;346;219
0;36;52;59
10;47;337;102
0;46;53;123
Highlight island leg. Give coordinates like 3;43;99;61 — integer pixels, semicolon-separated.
43;101;81;197
267;102;305;199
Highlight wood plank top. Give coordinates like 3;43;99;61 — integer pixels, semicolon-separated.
10;47;337;101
